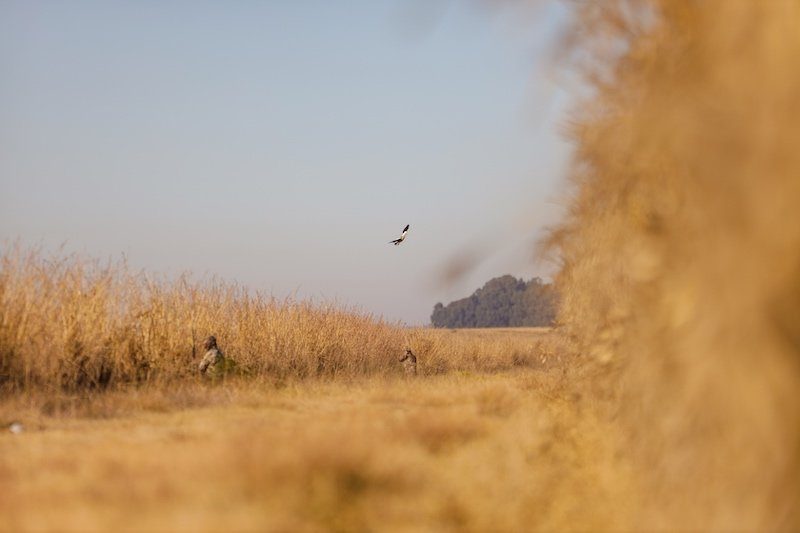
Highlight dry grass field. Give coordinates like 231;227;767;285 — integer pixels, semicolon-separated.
0;328;628;533
0;249;563;392
1;251;612;531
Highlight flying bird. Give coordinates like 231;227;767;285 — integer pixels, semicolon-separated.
389;224;410;245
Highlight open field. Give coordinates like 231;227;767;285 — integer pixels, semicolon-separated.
0;328;631;533
0;253;612;531
2;238;797;531
0;249;562;393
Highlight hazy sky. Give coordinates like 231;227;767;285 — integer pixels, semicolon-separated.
0;1;573;324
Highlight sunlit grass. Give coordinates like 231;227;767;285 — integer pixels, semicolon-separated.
0;367;630;533
0;252;586;531
549;0;800;529
0;246;557;394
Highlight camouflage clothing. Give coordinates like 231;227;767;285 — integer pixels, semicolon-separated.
399;349;417;376
198;335;233;377
199;347;225;375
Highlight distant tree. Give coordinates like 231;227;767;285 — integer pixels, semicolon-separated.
431;275;557;328
473;275;523;327
510;278;558;327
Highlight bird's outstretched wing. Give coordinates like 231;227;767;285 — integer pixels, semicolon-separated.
388;224;410;245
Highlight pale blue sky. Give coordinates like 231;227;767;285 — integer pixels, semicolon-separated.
0;1;573;324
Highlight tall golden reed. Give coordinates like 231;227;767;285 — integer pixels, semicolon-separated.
551;0;800;529
0;245;404;390
0;246;551;393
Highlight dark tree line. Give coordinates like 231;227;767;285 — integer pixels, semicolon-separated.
431;275;557;328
